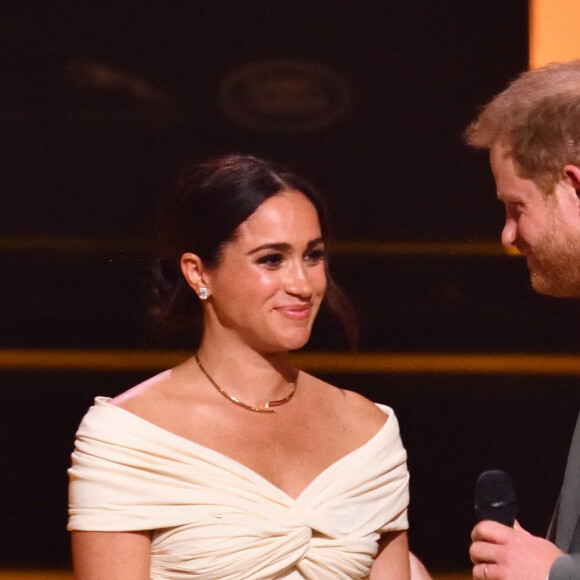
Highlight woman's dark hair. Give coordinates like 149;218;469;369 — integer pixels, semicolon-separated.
152;153;358;349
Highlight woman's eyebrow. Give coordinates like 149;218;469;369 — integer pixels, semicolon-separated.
247;237;324;256
247;242;291;256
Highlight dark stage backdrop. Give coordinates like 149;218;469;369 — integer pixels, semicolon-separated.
5;1;576;575
2;0;527;241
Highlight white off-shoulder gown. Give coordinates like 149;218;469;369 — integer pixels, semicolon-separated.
68;397;409;579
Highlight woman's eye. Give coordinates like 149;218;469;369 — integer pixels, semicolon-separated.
305;248;325;264
257;253;283;267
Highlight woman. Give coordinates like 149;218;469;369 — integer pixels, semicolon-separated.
68;154;411;579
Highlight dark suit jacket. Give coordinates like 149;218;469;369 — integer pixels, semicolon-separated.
548;412;580;579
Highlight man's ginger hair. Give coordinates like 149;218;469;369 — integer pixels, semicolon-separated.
465;59;580;193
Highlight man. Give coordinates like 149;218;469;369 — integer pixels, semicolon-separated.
465;59;580;580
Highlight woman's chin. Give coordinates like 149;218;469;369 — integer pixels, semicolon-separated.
264;332;312;354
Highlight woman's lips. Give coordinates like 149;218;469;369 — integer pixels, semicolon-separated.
275;304;311;320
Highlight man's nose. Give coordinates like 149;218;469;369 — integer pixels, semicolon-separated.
501;218;517;247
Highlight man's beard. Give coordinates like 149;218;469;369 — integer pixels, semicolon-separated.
527;226;580;297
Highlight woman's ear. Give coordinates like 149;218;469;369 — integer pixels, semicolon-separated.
180;253;211;300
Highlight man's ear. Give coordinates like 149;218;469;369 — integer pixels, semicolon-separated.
563;164;580;198
180;252;210;298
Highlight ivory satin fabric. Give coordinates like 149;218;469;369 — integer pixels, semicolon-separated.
68;397;409;579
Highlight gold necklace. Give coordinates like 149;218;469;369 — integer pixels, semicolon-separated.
194;353;297;414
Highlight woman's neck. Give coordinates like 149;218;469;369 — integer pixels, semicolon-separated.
195;339;296;403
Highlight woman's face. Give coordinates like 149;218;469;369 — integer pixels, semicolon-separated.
203;189;327;353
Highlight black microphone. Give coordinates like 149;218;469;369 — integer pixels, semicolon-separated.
474;469;518;527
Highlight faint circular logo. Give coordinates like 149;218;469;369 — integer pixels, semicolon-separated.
219;59;352;133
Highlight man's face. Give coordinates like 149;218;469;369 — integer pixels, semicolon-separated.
491;142;580;297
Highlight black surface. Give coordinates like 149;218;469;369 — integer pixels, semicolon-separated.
2;0;526;241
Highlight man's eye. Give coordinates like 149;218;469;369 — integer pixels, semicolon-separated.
505;203;523;217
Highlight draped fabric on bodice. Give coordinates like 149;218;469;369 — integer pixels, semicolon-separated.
69;397;409;580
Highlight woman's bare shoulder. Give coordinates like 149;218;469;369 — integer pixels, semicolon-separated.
111;369;173;410
340;387;390;428
300;372;388;431
110;357;198;420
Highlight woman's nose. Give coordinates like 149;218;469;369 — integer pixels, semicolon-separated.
284;263;312;298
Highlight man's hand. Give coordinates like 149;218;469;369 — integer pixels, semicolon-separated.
469;520;563;580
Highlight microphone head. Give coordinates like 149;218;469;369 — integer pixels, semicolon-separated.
474;469;517;527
